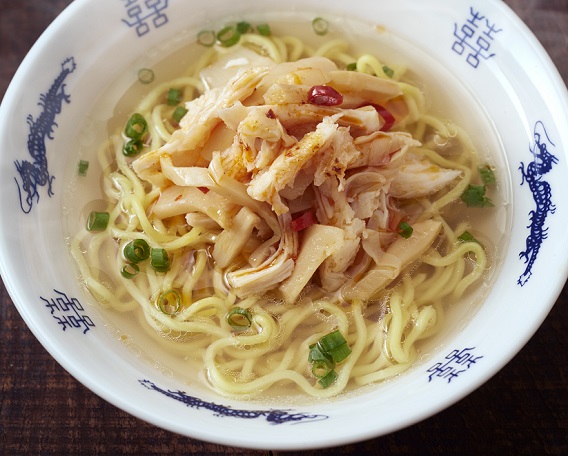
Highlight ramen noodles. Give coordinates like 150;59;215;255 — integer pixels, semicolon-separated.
69;17;500;399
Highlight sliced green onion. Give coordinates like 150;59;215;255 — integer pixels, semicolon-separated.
197;30;216;47
318;330;348;355
308;343;332;363
167;88;182;106
312;17;329;36
318;369;338;389
458;231;475;243
479;164;496;186
308;331;350;388
124;113;148;140
308;344;335;377
157;289;181;315
458;231;481;245
257;23;271;36
150;248;171;272
217;25;241;47
124;239;150;263
172;106;188;123
317;332;351;363
78;160;89;177
123;139;144;157
137;68;155;84
311;359;334;378
226;307;253;331
382;65;395;78
461;184;494;208
327;343;352;363
398;221;414;239
121;263;140;279
236;21;253;34
346;62;357;71
86;211;109;231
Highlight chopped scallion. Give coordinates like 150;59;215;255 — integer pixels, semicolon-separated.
172;106;188;123
226;307;253;331
308;344;335;377
398;221;414;239
137;68;155;84
236;21;253;34
217;25;240;47
167;88;182;106
479;164;496;186
318;330;348;355
346;62;357;71
86;211;109;231
327;342;352;364
312;17;329;36
458;231;481;245
257;23;271;36
124;239;150;263
157;289;181;315
308;330;351;388
460;164;496;207
197;30;216;47
123;139;143;157
78;160;89;176
150;248;171;272
318;369;338;389
461;184;494;208
124;113;148;140
121;263;140;279
382;65;395;78
311;358;334;378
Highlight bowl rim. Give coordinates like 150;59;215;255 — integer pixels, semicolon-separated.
1;0;568;450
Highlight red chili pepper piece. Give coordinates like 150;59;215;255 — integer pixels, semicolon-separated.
373;104;396;131
290;211;316;232
307;85;344;106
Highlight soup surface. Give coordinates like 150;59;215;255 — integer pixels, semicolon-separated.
64;14;510;403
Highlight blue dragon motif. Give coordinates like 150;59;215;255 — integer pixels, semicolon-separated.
518;121;558;286
139;379;328;424
14;57;76;213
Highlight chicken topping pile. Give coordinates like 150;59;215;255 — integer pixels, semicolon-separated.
133;51;461;303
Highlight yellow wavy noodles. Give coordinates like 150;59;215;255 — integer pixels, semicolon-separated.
71;26;493;400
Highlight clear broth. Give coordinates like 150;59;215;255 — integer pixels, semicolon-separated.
62;13;511;405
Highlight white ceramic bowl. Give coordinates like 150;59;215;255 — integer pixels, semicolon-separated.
1;0;567;450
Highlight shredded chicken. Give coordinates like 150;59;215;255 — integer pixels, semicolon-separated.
328;70;403;103
382;154;463;199
133;66;270;186
131;54;466;300
225;212;298;297
350;131;421;168
246;115;340;214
